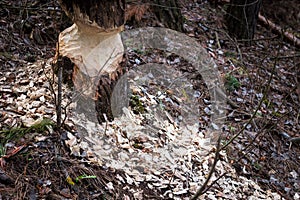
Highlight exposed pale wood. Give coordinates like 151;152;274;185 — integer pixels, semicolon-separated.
56;0;126;123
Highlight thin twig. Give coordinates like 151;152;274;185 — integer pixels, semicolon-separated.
57;54;63;131
191;136;221;200
270;54;300;60
62;100;73;126
201;172;228;194
43;62;56;105
215;31;221;49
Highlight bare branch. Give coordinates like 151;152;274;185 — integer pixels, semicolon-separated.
191;136;221;200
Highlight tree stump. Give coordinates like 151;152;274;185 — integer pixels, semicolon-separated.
55;0;126;123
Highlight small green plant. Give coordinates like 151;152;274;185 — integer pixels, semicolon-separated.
253;162;262;171
66;174;97;186
75;174;97;183
221;139;228;146
0;118;54;157
0;143;6;157
272;111;282;117
225;73;241;91
228;125;236;132
263;98;275;109
224;51;236;58
0;118;54;141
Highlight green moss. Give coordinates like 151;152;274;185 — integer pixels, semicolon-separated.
129;95;145;114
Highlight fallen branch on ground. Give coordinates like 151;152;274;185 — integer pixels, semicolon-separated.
258;13;300;48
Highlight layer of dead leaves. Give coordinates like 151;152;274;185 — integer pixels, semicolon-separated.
0;0;299;199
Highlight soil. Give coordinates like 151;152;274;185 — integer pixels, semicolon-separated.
0;0;299;199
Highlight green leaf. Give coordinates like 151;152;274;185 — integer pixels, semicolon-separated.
75;175;97;183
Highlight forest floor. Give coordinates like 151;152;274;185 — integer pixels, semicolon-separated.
0;0;299;199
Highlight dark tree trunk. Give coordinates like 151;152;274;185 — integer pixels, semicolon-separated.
59;0;125;29
57;0;126;123
151;0;184;32
226;0;262;44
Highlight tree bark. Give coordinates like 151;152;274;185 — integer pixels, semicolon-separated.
57;0;126;123
226;0;262;44
59;0;125;29
151;0;184;32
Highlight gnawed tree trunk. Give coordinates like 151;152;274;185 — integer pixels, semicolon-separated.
151;0;184;32
226;0;262;44
56;0;126;123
